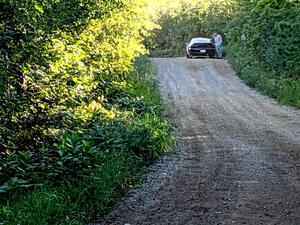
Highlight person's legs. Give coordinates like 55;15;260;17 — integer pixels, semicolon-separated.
218;48;222;59
215;47;220;59
215;45;222;59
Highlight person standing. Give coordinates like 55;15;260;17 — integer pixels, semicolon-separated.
211;31;223;59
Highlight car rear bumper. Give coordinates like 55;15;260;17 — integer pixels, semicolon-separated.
189;48;215;56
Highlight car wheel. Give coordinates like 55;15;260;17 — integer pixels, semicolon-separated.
208;54;215;58
186;54;192;59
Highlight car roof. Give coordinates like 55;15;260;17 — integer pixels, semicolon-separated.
190;37;211;44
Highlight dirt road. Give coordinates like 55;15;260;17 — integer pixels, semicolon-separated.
91;58;300;225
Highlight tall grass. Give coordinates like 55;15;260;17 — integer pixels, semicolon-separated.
1;153;139;225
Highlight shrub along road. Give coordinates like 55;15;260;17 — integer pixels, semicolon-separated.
90;58;300;225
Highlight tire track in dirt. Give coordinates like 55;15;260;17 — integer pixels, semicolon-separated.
90;58;300;225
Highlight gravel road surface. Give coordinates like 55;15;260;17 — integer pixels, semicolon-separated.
90;58;300;225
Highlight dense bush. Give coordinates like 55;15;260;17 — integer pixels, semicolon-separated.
1;56;175;224
0;0;154;151
224;0;300;107
226;44;300;107
225;0;300;78
0;0;175;223
0;0;172;194
150;0;238;57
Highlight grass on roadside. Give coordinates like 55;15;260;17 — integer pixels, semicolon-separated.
226;44;300;109
0;56;175;225
1;152;140;225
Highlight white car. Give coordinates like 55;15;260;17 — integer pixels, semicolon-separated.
186;37;215;58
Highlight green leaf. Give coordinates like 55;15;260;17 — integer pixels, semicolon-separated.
34;4;44;13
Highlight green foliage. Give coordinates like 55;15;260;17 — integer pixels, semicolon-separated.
150;0;299;107
150;0;238;57
225;0;300;78
0;0;157;189
226;44;300;108
1;152;140;225
2;0;299;223
1;56;175;224
0;0;175;222
0;0;156;155
223;0;300;108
